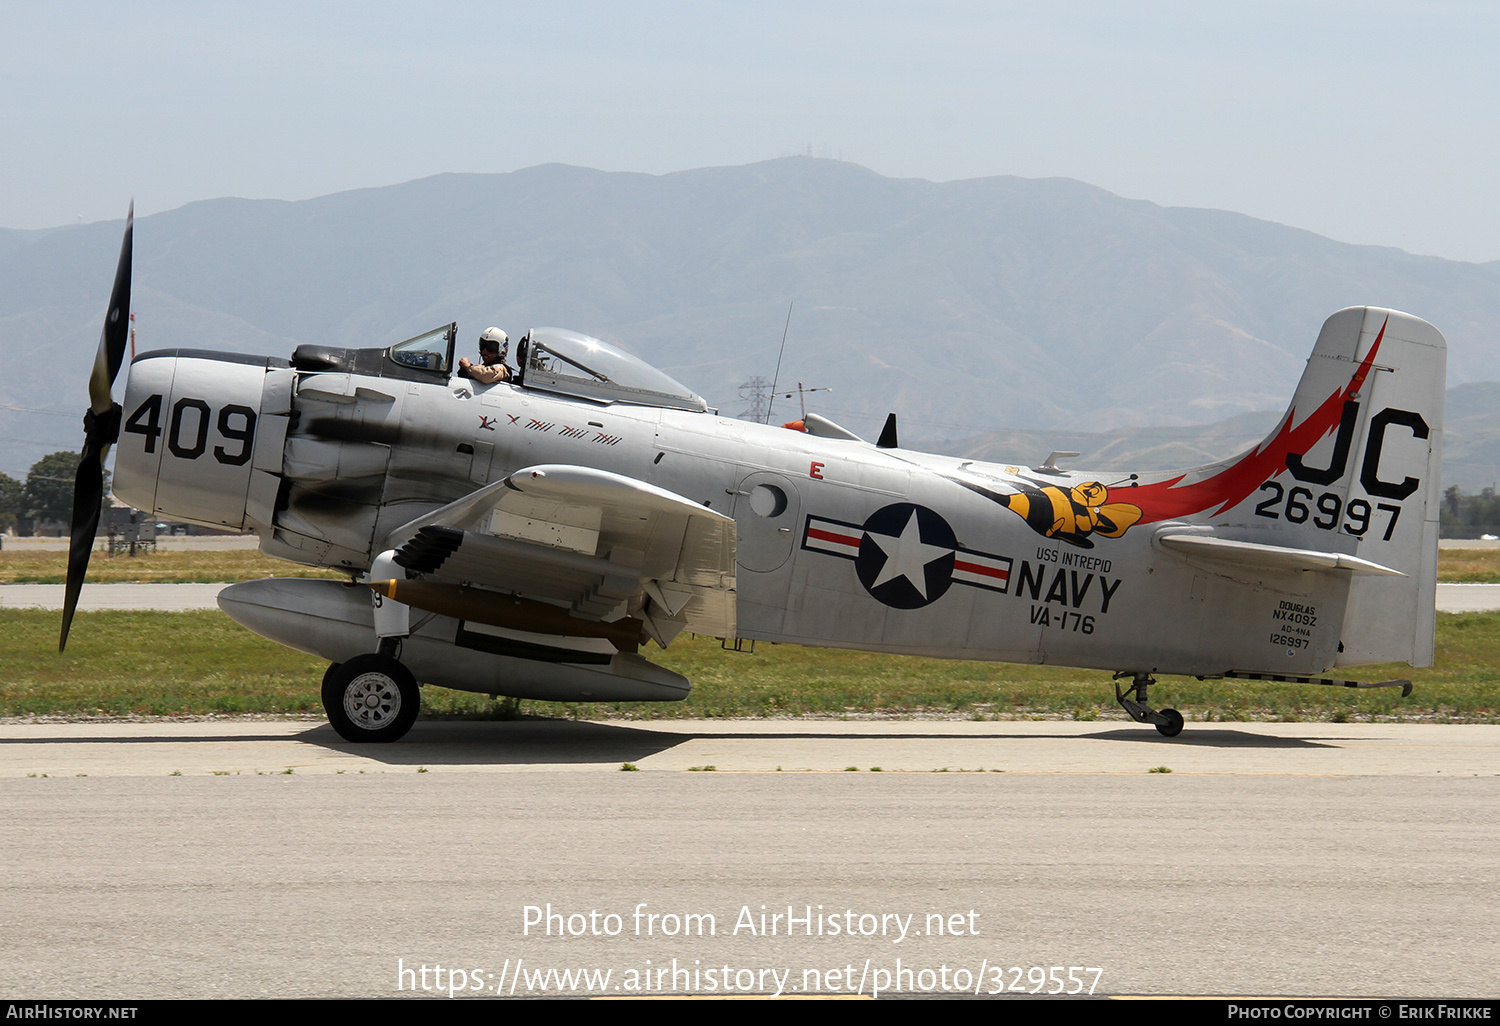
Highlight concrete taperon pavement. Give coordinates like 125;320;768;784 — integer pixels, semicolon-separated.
0;582;233;610
3;719;1497;777
6;719;1498;1000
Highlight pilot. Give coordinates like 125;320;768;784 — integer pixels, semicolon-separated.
459;327;512;384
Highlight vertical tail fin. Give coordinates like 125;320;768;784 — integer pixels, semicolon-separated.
1269;308;1444;666
1128;307;1444;668
1310;309;1445;666
1233;307;1444;666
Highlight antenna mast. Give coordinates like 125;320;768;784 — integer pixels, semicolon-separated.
766;301;793;423
776;381;832;420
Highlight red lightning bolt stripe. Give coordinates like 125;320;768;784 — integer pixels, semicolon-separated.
1121;316;1388;525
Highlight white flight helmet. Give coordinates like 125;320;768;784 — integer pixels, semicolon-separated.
479;327;508;353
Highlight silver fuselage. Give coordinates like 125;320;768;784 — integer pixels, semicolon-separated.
115;314;1441;684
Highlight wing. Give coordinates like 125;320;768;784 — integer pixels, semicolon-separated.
383;465;736;645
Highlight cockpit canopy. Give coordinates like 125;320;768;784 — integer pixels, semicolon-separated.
387;323;456;374
517;327;707;412
363;323;705;412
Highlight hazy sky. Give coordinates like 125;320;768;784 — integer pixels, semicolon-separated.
4;1;1498;262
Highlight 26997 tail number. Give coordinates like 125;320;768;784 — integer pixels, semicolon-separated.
1253;482;1401;541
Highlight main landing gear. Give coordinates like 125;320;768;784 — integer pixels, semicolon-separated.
322;548;421;743
322;652;419;743
1113;672;1184;737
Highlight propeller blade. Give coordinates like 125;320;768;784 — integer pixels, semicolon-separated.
61;205;133;652
88;202;133;414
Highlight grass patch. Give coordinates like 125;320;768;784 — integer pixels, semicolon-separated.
4;609;1500;722
0;610;327;716
1435;548;1500;583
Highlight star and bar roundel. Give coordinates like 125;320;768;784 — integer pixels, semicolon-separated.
801;503;1013;609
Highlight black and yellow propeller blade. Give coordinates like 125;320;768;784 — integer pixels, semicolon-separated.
60;203;133;652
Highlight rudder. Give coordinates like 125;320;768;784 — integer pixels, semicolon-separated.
1237;306;1444;666
1310;308;1445;666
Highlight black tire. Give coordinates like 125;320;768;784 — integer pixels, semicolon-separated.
1156;708;1185;738
322;653;419;743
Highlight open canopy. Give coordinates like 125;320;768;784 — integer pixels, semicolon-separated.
518;327;707;412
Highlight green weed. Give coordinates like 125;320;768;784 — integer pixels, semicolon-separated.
6;609;1500;723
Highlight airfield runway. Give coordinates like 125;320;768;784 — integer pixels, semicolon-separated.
5;538;1499;999
2;718;1498;1000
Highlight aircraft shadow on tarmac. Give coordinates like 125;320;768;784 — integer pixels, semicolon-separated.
1078;728;1341;749
282;718;1348;765
0;720;1348;766
306;718;694;766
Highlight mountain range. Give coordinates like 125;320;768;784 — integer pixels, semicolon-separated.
3;157;1498;486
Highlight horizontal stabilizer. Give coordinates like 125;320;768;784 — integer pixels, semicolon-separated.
1156;533;1405;577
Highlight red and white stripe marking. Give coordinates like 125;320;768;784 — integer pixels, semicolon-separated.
804;514;1012;594
803;517;862;557
953;551;1011;592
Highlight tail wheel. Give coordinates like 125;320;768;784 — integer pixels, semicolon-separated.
322;653;419;743
1156;708;1185;738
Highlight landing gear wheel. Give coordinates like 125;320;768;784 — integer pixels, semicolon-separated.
322;653;419;743
1156;708;1185;738
1114;672;1188;738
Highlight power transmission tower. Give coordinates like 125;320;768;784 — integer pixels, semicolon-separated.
737;376;773;423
